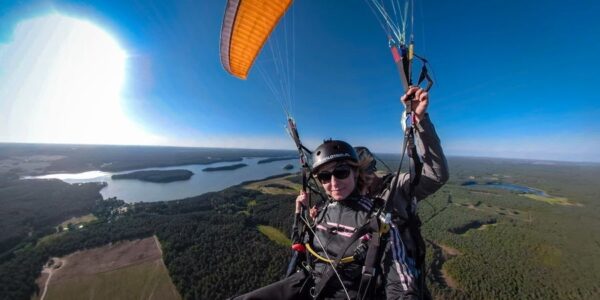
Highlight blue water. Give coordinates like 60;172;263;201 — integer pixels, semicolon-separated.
462;181;549;196
27;157;297;203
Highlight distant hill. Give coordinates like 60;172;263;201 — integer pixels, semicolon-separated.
0;143;296;176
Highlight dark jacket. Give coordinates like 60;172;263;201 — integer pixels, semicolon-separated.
376;114;449;299
311;116;448;299
233;115;448;300
378;114;449;220
311;193;379;299
310;194;419;300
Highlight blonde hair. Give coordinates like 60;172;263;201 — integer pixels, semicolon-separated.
347;156;375;193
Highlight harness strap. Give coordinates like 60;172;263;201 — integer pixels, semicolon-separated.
356;228;381;299
285;118;329;278
407;128;423;189
312;216;380;299
305;243;355;264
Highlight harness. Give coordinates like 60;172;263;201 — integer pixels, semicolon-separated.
309;198;386;300
304;167;427;300
284;97;428;300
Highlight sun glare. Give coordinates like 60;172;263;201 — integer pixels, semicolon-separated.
0;14;160;145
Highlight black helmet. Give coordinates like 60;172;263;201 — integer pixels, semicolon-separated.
354;146;377;173
312;140;358;171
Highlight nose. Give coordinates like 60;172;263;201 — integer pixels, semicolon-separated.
330;174;341;187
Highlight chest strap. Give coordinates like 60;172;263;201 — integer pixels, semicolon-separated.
312;216;381;299
306;243;355;264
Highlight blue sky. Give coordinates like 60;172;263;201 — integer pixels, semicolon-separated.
1;0;599;162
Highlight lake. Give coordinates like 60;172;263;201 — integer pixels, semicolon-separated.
462;181;549;197
28;157;297;202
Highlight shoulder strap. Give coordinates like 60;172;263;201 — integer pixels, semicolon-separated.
312;215;381;299
356;219;384;299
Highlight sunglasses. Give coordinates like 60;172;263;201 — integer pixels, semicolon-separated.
316;165;353;183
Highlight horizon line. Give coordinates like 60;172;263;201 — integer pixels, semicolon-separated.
1;141;599;164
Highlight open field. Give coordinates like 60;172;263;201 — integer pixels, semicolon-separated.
257;225;291;247
244;174;301;195
37;214;98;248
520;193;579;206
32;236;180;300
37;260;178;300
58;214;98;229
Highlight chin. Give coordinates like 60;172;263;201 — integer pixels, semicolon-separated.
331;191;347;200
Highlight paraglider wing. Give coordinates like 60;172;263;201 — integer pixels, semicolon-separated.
220;0;293;79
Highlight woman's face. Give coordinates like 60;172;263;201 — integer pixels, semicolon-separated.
315;161;357;201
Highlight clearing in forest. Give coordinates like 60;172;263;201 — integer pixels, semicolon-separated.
428;241;462;290
244;175;300;195
37;214;99;247
33;236;180;300
519;194;580;206
58;214;98;229
257;225;291;247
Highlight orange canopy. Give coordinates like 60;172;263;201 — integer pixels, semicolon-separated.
220;0;293;79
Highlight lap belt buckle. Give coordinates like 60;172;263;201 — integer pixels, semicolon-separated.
379;212;391;233
301;261;313;273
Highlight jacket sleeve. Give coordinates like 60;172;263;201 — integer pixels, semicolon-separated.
382;224;419;299
396;113;449;202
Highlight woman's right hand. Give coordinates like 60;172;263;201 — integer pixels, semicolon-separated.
309;206;318;219
401;86;429;123
295;191;308;214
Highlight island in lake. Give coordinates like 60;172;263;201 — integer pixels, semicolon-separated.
257;156;297;164
202;163;248;172
112;169;194;183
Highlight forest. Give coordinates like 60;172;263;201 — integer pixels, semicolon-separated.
111;169;194;182
0;153;599;299
202;163;248;172
419;157;600;299
257;157;297;164
0;181;293;299
0;143;296;175
0;179;103;257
